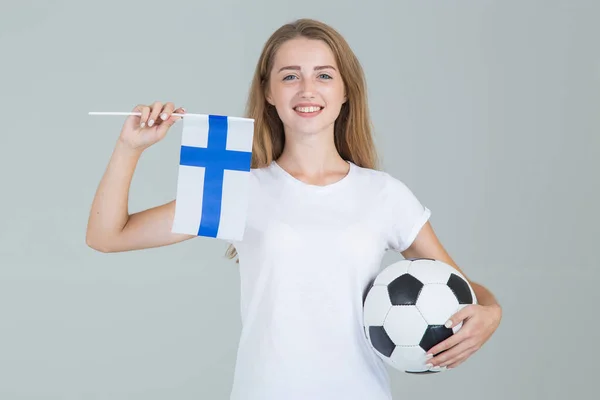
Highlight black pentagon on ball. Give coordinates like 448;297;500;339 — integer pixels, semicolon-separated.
447;273;473;304
369;326;395;357
419;325;454;352
388;274;424;305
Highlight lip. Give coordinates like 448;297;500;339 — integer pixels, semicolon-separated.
293;103;324;118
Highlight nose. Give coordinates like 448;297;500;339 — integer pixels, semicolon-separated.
299;79;316;99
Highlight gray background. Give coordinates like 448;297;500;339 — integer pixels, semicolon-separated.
1;0;597;399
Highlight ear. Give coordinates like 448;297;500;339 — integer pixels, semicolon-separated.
265;87;275;106
262;77;275;106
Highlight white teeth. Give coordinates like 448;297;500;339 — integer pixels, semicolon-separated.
295;106;322;113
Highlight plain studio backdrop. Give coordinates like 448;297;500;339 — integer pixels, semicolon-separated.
0;0;598;399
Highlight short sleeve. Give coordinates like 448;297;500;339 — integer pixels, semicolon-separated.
383;174;431;253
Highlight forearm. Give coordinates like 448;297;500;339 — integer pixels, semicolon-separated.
86;140;142;246
471;281;501;309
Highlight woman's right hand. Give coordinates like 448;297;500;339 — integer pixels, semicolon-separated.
118;101;185;151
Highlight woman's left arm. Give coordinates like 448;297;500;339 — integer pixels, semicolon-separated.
401;221;503;370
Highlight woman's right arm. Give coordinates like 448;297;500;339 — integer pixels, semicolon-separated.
86;102;195;253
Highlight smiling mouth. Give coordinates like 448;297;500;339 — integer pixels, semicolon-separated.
294;106;323;113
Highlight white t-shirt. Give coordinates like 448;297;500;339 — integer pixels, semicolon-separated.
227;160;431;400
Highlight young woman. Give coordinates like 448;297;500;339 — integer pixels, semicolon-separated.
87;18;502;400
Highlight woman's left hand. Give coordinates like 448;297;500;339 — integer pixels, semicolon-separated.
426;303;502;370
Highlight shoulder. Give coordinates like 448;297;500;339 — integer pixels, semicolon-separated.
243;162;289;202
352;165;431;252
247;162;279;190
350;163;416;200
249;162;277;180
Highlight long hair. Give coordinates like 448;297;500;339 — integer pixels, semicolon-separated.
226;18;379;261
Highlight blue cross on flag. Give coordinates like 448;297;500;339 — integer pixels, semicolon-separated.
171;114;254;241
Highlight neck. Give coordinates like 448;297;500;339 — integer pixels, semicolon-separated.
276;126;347;176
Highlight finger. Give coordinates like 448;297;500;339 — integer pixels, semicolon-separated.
148;101;163;127
446;360;464;369
430;340;473;367
445;304;476;329
159;102;175;122
426;329;467;357
171;107;186;123
442;347;476;368
155;106;184;139
162;106;185;127
133;104;151;128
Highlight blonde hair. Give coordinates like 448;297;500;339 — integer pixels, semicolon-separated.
226;18;379;261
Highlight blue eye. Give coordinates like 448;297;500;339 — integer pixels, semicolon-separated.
319;74;332;79
283;75;296;81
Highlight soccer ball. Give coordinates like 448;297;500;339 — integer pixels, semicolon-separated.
362;258;477;373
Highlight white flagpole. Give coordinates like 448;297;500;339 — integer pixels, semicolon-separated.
88;111;254;122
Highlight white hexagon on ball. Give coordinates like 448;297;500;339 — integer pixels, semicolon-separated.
383;305;428;346
416;284;460;326
363;285;392;328
408;259;453;284
390;345;429;372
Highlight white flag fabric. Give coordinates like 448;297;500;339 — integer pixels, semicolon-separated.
171;114;254;241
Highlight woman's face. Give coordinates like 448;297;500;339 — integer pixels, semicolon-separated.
267;37;347;138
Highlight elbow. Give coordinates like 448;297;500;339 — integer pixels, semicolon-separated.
86;232;115;253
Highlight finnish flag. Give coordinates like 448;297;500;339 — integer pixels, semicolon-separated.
171;114;254;241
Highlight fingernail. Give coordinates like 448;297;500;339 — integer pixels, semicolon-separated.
425;354;433;360
148;119;154;127
444;320;452;328
425;363;433;369
140;122;145;128
160;113;168;120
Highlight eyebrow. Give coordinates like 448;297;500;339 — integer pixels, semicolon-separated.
277;65;337;73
